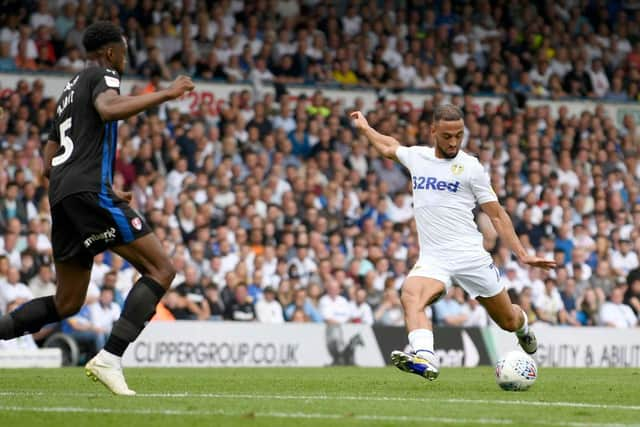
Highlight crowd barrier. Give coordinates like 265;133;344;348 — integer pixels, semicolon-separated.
489;325;640;368
118;322;640;368
0;322;638;368
0;349;61;368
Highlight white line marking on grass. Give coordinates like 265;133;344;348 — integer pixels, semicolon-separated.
1;390;640;412
0;405;637;427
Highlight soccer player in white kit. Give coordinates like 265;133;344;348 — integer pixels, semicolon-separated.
350;105;556;380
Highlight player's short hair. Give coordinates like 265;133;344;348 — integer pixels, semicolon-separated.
82;21;123;53
433;104;464;122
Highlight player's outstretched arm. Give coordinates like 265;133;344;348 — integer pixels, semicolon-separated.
350;111;402;161
480;201;557;270
94;75;195;122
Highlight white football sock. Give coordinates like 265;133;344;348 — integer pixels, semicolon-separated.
408;329;435;360
515;309;529;337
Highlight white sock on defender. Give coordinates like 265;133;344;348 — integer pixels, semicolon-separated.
515;309;529;337
408;329;435;360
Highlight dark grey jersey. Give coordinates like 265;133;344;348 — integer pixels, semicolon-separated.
47;66;121;206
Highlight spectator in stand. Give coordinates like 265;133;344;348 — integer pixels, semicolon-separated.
564;59;593;97
64;15;86;54
28;262;55;299
535;278;567;325
332;60;358;86
18;252;37;285
625;269;640;315
88;253;110;290
55;46;84;73
285;287;322;323
599;286;638;328
225;283;255;321
162;289;193;320
374;288;404;327
88;287;121;350
588;59;610;99
560;278;581;326
519;286;538;326
273;278;292;309
174;266;210;320
462;297;489;327
502;264;526;294
0;14;20;52
351;288;373;325
204;284;225;320
590;259;616;300
433;286;468;327
0;267;32;314
54;2;75;42
611;239;639;277
255;286;284;323
100;271;124;308
319;278;352;324
10;26;37;62
0;182;28;227
576;288;601;326
606;76;629;102
60;293;101;357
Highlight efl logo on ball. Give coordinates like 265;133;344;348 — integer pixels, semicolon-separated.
131;217;142;231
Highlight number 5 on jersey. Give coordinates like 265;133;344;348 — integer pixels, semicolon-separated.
52;117;74;166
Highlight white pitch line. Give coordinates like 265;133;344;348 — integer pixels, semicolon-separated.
0;405;637;427
1;390;638;412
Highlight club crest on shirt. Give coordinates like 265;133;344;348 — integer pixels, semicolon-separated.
131;217;142;231
451;164;464;175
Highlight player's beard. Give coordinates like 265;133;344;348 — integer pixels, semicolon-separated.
435;140;459;159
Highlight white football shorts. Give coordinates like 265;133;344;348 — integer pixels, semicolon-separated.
406;255;503;299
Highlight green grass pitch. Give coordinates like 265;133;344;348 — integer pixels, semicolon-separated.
0;367;638;427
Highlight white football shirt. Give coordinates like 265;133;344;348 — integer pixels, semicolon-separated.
396;146;497;265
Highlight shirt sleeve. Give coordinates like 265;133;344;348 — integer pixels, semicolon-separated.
395;145;412;168
91;68;121;102
470;163;498;205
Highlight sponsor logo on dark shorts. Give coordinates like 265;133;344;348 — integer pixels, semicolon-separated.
83;227;117;248
131;217;142;231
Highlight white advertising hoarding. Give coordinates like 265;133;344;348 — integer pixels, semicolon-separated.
488;325;640;368
0;348;62;368
123;321;385;368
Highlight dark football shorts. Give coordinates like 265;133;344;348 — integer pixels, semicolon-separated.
51;192;151;268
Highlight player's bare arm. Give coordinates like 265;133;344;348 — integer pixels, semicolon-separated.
480;201;556;270
94;75;194;122
42;139;60;178
350;110;402;161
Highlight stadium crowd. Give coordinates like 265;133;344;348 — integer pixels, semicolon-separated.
1;0;640;101
1;0;640;354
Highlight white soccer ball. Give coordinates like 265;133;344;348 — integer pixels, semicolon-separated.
495;350;537;391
